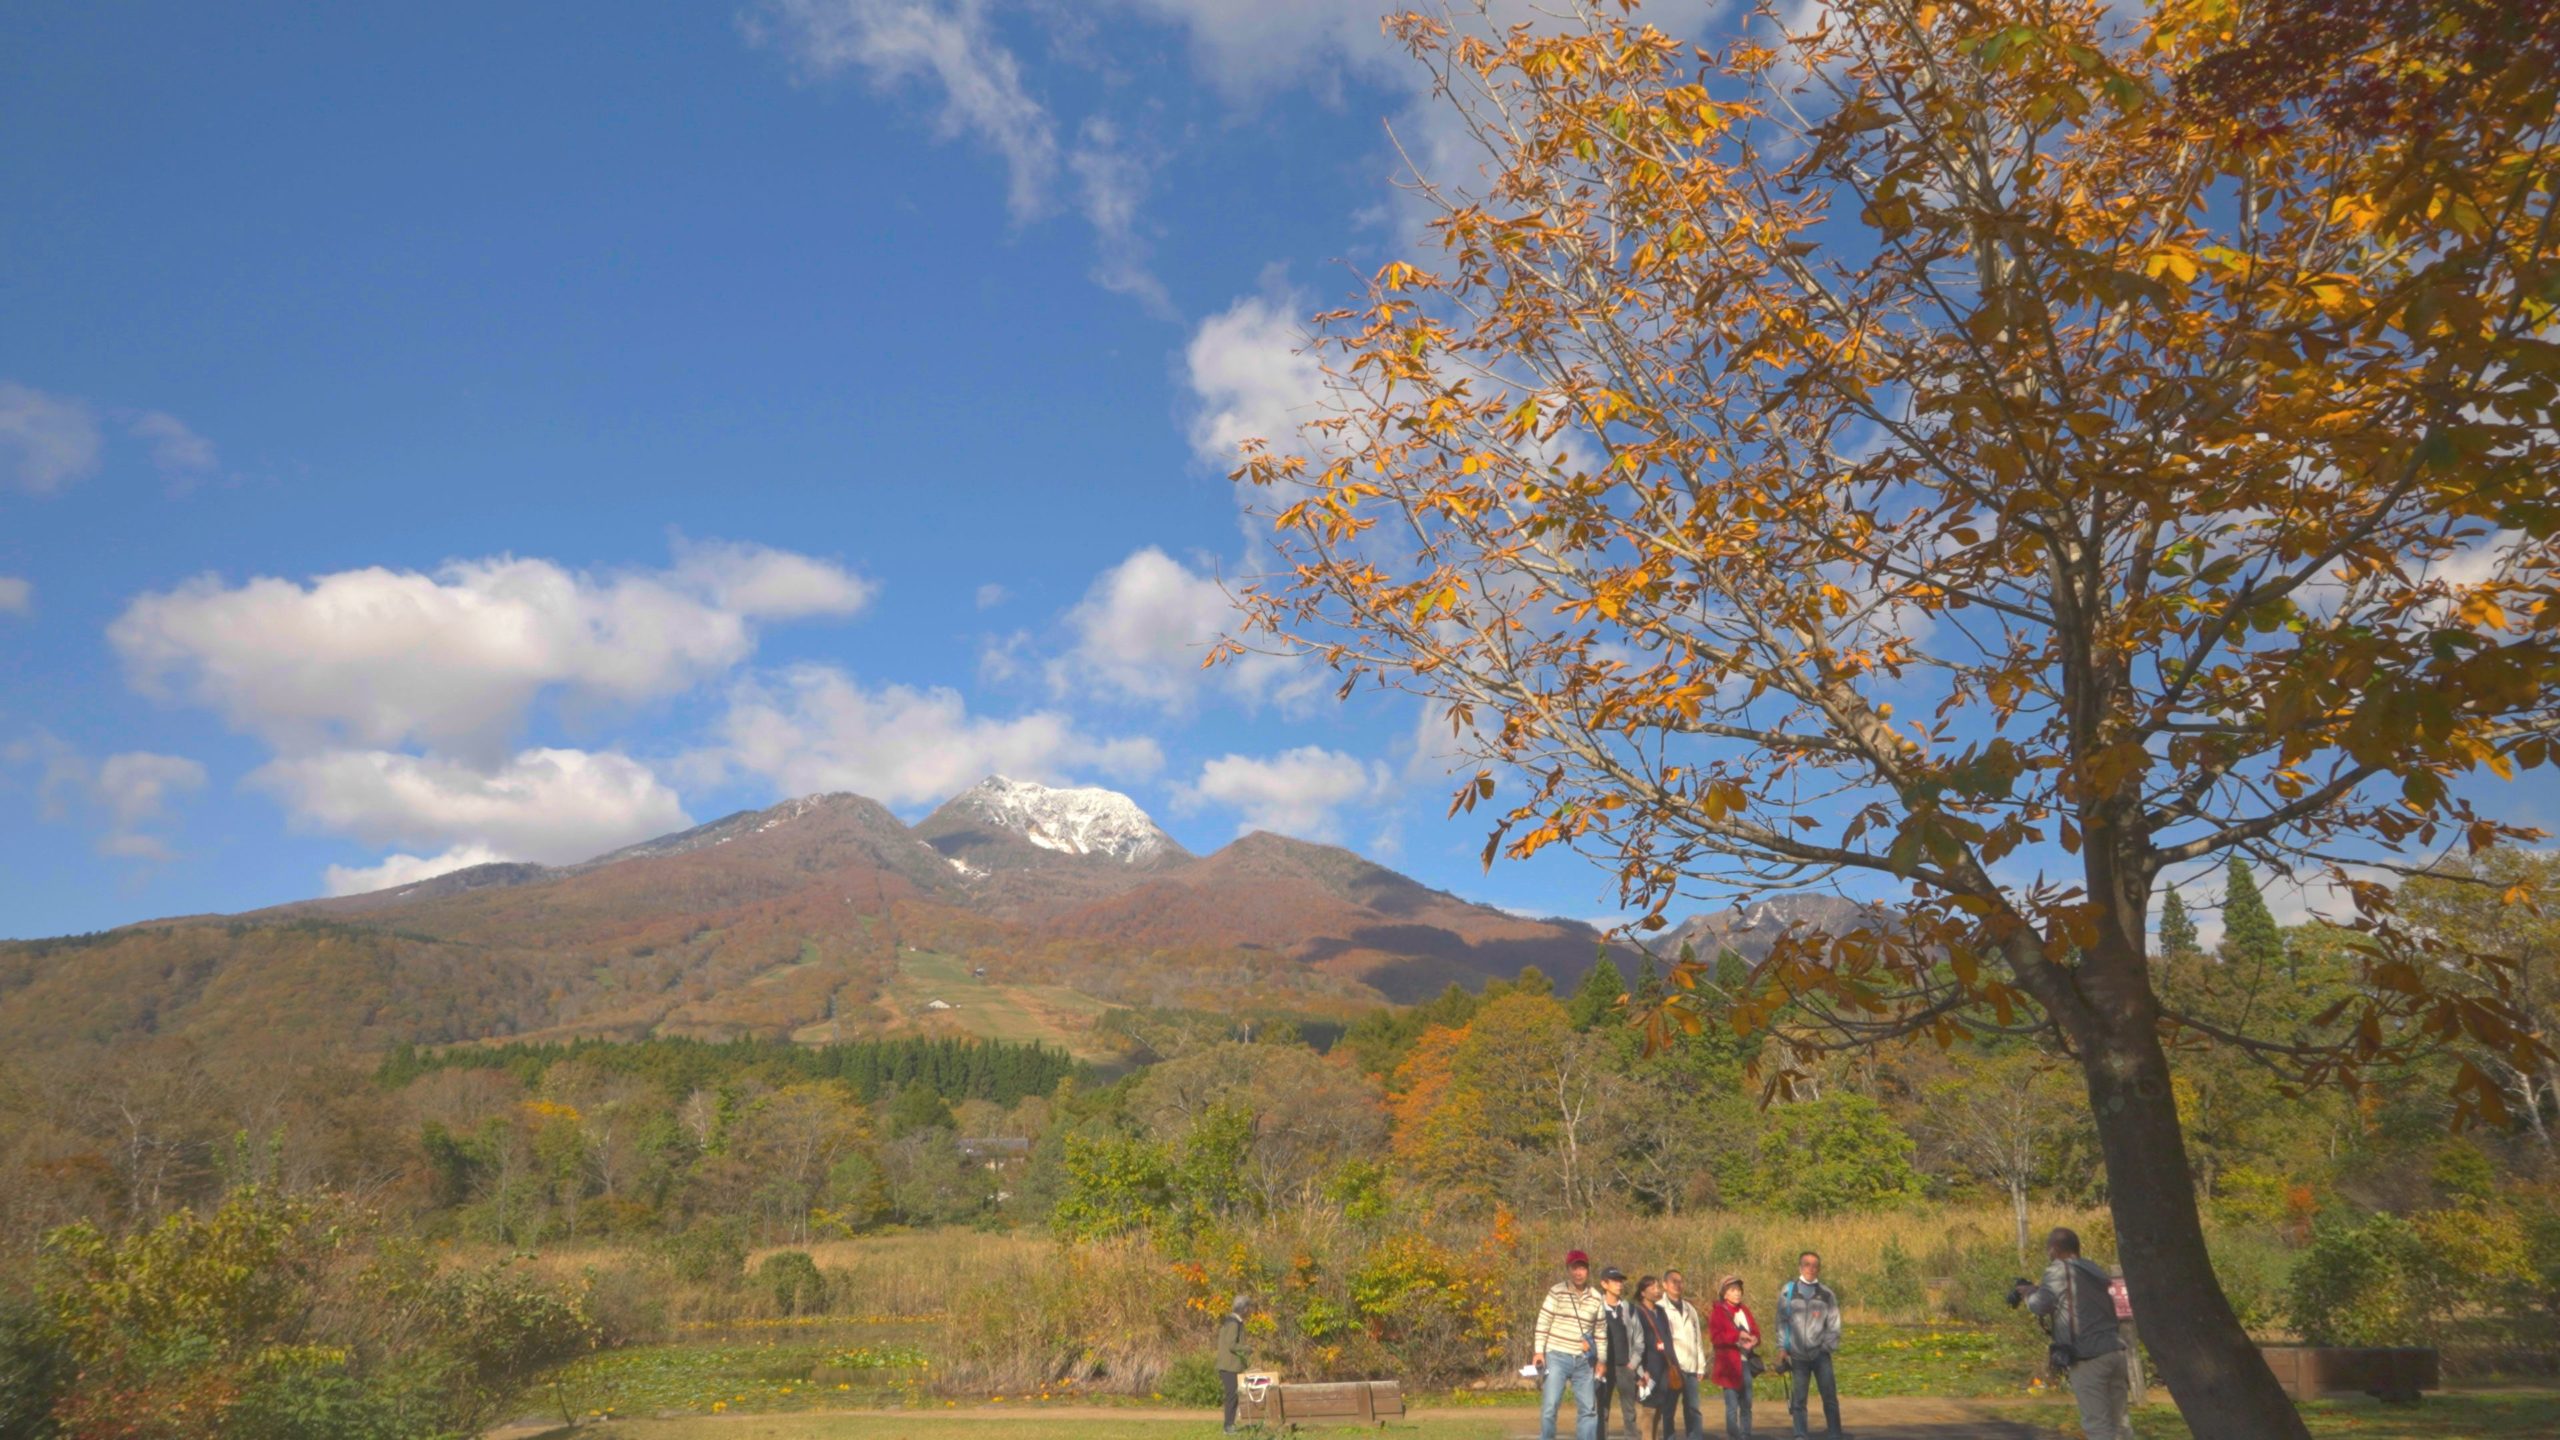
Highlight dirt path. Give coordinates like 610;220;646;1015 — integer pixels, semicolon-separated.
491;1396;2062;1439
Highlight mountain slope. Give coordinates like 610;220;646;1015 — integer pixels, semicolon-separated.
0;779;1625;1058
1045;831;1622;1003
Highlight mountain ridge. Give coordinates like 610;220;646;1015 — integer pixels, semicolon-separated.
0;776;1632;1059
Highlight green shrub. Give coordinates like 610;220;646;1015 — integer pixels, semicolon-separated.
2213;1167;2291;1229
1938;1234;2029;1326
2288;1215;2423;1346
582;1260;672;1346
222;1350;454;1440
1709;1228;1749;1270
2205;1229;2296;1335
660;1216;748;1287
758;1250;829;1317
1868;1235;1924;1320
1741;1094;1922;1217
0;1296;69;1439
424;1259;601;1417
1163;1353;1226;1408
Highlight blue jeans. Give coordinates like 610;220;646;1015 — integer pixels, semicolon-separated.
1721;1382;1755;1438
1678;1371;1705;1440
1786;1351;1839;1438
1540;1350;1600;1440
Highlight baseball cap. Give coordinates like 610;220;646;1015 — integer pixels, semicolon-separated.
1565;1249;1591;1267
1600;1266;1627;1282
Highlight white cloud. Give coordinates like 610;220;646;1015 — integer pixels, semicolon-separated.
1106;0;1408;99
253;746;689;866
974;582;1010;610
977;628;1032;683
7;734;204;861
323;843;513;898
1184;287;1326;471
752;2;1178;310
0;381;104;495
110;542;869;763
0;576;28;615
670;536;879;619
1054;546;1310;708
699;663;1161;807
129;411;218;485
754;0;1059;220
1068;117;1171;315
1177;745;1388;841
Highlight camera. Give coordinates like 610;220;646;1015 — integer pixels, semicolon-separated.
2004;1277;2033;1308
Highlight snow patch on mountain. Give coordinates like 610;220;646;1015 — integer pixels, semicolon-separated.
950;775;1175;863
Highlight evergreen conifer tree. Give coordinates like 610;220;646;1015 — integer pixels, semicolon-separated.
2159;886;2200;959
1567;957;1627;1030
2219;859;2286;974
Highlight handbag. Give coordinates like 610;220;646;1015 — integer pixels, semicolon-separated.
1745;1351;1766;1379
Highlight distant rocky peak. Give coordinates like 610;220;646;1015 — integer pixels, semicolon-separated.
951;775;1174;863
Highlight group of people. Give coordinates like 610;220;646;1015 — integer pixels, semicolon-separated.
1529;1228;2133;1440
1212;1227;2132;1440
1529;1247;1847;1440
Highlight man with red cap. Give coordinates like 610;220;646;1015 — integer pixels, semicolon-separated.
1533;1248;1613;1440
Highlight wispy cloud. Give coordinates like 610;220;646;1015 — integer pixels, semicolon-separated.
750;0;1172;310
0;381;104;495
755;0;1060;219
7;733;206;861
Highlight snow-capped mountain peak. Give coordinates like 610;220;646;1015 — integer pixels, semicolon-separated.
949;775;1175;863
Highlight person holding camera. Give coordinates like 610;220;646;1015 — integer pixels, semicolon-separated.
2008;1228;2130;1440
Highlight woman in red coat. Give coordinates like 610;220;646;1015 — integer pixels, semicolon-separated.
1706;1274;1760;1439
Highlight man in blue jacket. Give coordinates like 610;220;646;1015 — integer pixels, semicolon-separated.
1775;1251;1845;1440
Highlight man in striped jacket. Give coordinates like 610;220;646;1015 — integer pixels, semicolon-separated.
1534;1249;1613;1440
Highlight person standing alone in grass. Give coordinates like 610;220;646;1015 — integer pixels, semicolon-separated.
1776;1252;1845;1440
1215;1294;1253;1433
1662;1270;1708;1440
1534;1250;1612;1440
1708;1276;1760;1440
2011;1228;2130;1440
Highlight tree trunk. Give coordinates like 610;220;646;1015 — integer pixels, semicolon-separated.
2077;1005;2308;1439
2010;1178;2030;1261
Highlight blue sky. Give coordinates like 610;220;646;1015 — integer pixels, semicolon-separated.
9;1;2543;949
0;1;1666;937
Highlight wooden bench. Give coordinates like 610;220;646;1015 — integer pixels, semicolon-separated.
2259;1346;2440;1403
1235;1379;1406;1427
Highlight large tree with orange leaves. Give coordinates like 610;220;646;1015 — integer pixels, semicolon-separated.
1225;2;2559;1433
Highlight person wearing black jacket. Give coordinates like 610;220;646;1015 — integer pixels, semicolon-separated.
1593;1268;1635;1440
1631;1276;1682;1440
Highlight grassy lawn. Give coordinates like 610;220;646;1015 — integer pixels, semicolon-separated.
504;1392;2560;1440
511;1418;1523;1440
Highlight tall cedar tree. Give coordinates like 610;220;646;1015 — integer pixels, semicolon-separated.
2219;858;2287;972
1569;956;1629;1029
1223;3;2558;1433
2158;886;2200;959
